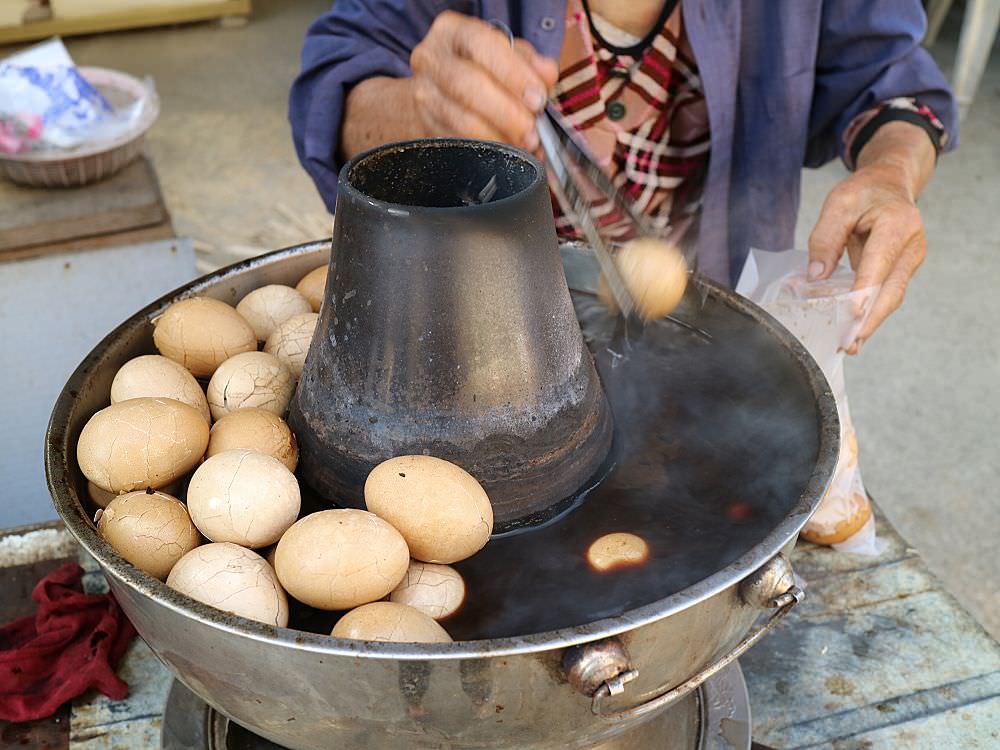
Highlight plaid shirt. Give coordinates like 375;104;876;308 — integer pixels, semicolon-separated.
551;0;709;249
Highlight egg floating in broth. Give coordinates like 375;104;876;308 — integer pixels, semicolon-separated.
586;532;650;573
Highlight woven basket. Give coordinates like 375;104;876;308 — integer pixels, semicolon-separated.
0;66;160;188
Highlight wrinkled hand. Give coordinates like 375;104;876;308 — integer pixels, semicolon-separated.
808;163;926;354
408;12;559;150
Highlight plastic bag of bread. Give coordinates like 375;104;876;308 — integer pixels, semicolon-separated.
736;248;884;555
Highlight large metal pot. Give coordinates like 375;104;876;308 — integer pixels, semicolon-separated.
46;241;838;750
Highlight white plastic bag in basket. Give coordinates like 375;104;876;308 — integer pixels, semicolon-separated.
736;248;885;555
0;38;147;153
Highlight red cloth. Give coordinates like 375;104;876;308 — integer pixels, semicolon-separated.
0;562;136;722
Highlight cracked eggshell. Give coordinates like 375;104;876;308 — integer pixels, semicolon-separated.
187;449;300;548
206;409;298;471
98;490;200;580
206;351;295;421
167;542;288;627
295;265;327;312
87;480;179;509
274;509;409;611
77;397;210;493
152;297;257;378
111;354;211;424
236;285;312;342
263;312;318;379
597;238;688;322
331;601;452;643
389;561;465;620
364;456;493;564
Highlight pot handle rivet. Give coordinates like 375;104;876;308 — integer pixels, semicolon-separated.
562;637;638;699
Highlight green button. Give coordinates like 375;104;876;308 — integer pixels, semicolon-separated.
606;101;626;121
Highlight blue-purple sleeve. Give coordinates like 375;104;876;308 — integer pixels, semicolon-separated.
289;0;474;211
804;0;958;169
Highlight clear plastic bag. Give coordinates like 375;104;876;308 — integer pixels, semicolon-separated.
736;248;884;555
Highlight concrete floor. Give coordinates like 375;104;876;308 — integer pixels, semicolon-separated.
5;2;997;636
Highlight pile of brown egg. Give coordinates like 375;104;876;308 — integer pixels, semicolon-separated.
78;264;493;644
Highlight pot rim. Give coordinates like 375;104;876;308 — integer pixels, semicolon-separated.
45;240;839;660
338;137;545;216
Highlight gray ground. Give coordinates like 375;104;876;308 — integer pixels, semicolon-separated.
13;1;997;636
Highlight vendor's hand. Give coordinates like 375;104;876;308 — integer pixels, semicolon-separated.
408;12;559;151
808;123;936;354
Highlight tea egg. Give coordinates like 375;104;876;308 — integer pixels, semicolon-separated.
296;265;327;312
389;561;465;620
78;397;209;493
206;408;298;471
800;491;872;546
167;542;288;627
111;354;211;424
206;351;294;420
365;456;493;564
264;312;318;379
274;509;409;610
236;285;312;342
331;601;452;643
187;449;300;548
153;297;257;378
598;238;688;321
97;489;200;580
586;532;650;573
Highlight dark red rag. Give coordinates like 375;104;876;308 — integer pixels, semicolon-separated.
0;562;136;722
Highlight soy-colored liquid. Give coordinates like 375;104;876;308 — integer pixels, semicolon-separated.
290;293;820;640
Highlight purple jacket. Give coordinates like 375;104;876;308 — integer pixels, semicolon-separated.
289;0;957;284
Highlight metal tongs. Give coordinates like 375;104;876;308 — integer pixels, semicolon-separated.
535;104;647;319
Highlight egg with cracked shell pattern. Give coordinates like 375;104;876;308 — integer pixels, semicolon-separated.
364;455;493;564
331;601;452;643
97;489;200;580
186;449;300;548
77;397;209;494
274;509;409;611
167;542;288;627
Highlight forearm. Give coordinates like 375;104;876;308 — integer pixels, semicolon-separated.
855;121;936;201
339;77;424;161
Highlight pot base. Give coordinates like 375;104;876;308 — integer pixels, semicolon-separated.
161;662;749;750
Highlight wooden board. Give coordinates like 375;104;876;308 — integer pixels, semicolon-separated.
0;0;251;44
0;157;169;256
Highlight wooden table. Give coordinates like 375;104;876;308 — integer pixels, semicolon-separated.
1;506;997;749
